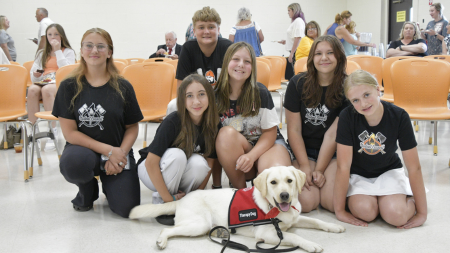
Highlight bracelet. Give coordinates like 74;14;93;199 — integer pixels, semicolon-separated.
107;146;113;158
172;195;176;201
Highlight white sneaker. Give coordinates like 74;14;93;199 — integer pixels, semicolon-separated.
44;128;58;151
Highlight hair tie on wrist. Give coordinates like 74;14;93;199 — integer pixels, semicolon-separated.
172;195;176;201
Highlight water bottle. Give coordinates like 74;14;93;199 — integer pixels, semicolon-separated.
379;43;385;58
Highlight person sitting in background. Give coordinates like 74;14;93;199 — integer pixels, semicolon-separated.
229;7;264;57
295;21;320;61
149;31;181;60
421;2;448;55
0;15;16;62
387;22;428;58
29;23;75;151
342;21;360;56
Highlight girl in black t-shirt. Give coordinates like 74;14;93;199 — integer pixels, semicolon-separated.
334;70;427;229
215;42;292;189
137;74;219;225
52;28;144;218
284;35;348;213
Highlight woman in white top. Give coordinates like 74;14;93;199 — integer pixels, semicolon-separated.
29;23;75;150
278;3;305;63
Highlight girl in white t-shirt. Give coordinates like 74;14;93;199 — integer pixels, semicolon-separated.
278;3;306;63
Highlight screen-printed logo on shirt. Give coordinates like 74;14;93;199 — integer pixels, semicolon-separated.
197;68;221;86
305;104;329;128
78;103;106;130
358;130;386;155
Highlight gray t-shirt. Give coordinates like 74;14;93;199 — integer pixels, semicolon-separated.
424;18;448;55
0;29;16;61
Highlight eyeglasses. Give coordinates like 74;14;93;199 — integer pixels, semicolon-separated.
82;42;108;52
307;28;317;31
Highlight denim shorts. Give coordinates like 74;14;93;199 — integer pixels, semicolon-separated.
248;138;294;161
286;142;336;162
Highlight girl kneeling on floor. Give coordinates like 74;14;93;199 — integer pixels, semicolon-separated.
137;74;219;225
284;35;349;213
334;70;427;228
53;28;143;218
215;42;292;189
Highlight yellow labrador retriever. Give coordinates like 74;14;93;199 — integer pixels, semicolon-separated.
129;166;345;252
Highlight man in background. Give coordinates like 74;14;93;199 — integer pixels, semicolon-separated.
34;8;54;52
149;31;181;59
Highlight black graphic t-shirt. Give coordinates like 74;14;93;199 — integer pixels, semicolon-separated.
336;101;417;178
388;39;429;57
219;83;284;142
176;37;232;86
52;77;143;148
284;73;349;149
137;112;217;165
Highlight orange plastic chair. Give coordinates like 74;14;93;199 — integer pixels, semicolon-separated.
425;55;450;93
143;58;173;63
268;56;288;82
256;61;271;88
10;61;20;65
165;59;179;100
0;64;30;181
256;57;272;68
346;60;361;75
114;61;127;74
294;57;308;74
28;64;79;178
347;55;384;91
114;58;129;65
126;58;145;65
261;56;284;128
391;58;450;155
122;62;175;147
380;56;413;104
23;61;34;87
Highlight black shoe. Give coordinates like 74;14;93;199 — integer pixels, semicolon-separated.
73;203;93;212
155;215;175;226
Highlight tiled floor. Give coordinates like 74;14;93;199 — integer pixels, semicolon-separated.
1;90;449;253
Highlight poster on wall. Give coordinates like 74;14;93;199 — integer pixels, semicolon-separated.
429;0;433;6
397;11;406;22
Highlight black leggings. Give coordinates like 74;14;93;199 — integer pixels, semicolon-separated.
60;144;140;218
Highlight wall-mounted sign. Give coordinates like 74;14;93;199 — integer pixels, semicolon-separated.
397;11;406;22
430;0;433;6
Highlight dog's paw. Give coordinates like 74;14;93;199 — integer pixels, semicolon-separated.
156;236;167;250
301;241;323;253
322;223;346;233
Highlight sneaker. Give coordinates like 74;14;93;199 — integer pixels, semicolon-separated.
73;203;93;212
155;215;175;226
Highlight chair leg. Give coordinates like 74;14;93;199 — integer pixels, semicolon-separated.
433;121;438;156
21;122;29;182
428;121;433;144
3;124;7;149
143;122;148;148
29;123;37;178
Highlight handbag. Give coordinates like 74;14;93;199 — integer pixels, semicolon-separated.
0;125;21;149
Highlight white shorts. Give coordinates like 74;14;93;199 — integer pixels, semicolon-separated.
347;168;413;197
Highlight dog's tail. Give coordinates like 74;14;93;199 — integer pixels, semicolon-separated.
129;201;177;219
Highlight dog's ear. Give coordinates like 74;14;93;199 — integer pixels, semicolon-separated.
292;167;306;195
254;169;268;198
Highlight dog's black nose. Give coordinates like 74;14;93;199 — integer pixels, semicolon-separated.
280;192;289;201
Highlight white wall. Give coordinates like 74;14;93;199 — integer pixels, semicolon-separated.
415;0;450;29
2;0;386;64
